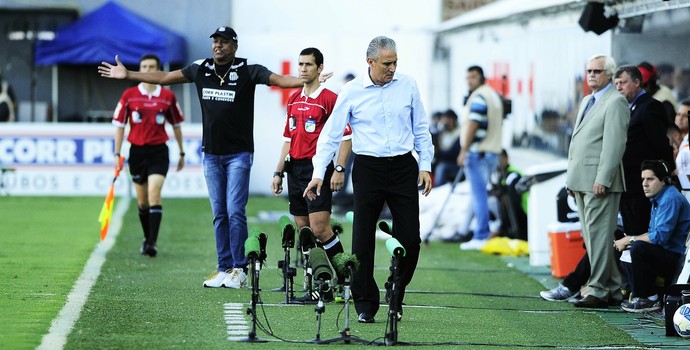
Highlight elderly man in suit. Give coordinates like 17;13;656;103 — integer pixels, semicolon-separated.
566;54;629;308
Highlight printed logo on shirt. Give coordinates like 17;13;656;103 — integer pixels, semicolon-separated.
156;113;165;125
202;88;235;102
289;117;296;131
305;118;316;133
229;72;239;82
131;111;142;123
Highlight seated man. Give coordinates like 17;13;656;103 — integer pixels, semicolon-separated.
490;149;528;240
614;160;690;313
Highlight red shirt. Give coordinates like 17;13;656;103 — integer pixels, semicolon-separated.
112;84;184;146
283;86;351;160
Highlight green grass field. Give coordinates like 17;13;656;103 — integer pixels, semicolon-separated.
1;195;687;349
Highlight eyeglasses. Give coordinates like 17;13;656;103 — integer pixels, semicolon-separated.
586;69;605;75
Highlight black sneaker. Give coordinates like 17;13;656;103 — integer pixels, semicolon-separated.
140;241;157;257
358;312;375;323
294;287;334;303
621;297;661;313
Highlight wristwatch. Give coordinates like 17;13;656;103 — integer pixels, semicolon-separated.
335;165;345;173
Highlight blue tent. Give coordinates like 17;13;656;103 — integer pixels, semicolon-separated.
34;1;187;65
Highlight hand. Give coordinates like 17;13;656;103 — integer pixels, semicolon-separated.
613;237;631;252
98;55;128;79
318;72;334;83
456;150;466;167
303;178;323;201
593;183;607;198
272;176;283;196
331;172;344;192
176;156;185;172
418;171;432;197
115;157;124;172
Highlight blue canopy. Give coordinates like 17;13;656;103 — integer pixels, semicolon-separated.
35;1;187;65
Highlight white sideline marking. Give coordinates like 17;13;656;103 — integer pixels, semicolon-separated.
37;198;130;350
224;302;249;341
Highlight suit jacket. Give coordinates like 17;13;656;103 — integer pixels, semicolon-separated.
566;85;629;192
623;92;675;194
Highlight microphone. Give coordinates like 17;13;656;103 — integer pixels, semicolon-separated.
332;252;359;278
299;226;317;254
378;220;392;236
331;219;344;236
309;247;333;282
245;227;262;260
345;211;354;223
258;232;267;262
385;238;406;257
279;215;295;248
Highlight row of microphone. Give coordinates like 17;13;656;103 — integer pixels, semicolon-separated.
243;216;407;282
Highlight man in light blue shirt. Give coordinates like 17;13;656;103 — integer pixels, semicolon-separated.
304;36;434;324
614;160;690;313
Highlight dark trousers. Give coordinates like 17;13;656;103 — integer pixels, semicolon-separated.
630;241;680;298
619;192;652;236
351;152;421;316
563;250;590;292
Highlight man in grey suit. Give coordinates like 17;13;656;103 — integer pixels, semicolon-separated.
566;54;629;308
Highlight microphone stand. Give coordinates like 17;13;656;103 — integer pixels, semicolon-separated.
379;252;408;346
237;256;267;343
309;280;328;343
276;243;297;304
319;266;369;345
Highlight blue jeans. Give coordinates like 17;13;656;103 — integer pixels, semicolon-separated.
465;151;498;240
203;152;253;271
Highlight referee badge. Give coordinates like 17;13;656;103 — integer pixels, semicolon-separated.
131;111;142;123
305;118;316;133
156;113;165;125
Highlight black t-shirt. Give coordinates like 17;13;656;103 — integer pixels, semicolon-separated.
181;57;272;154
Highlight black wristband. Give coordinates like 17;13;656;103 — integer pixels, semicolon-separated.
180;152;185;157
114;153;120;157
274;171;284;178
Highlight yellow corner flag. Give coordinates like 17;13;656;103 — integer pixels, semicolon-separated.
99;156;125;240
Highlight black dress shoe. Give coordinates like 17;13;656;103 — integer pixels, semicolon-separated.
358;312;375;323
573;295;608;308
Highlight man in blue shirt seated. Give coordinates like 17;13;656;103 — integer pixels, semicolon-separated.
614;159;690;313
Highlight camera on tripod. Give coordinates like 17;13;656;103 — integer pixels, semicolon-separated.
277;260;297;277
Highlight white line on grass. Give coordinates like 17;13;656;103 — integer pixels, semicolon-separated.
37;198;130;350
224;302;250;341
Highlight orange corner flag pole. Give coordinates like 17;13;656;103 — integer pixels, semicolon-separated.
99;156;125;241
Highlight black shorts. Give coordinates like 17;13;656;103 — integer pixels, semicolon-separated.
128;144;169;184
287;159;334;216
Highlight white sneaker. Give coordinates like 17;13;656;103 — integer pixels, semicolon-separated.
540;284;577;302
203;269;230;288
460;239;488;250
222;268;247;289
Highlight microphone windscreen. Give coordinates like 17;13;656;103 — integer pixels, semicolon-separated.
309;247;332;281
249;226;262;238
244;235;261;258
332;252;359;277
345;211;354;223
280;215;295;248
331;219;343;235
378;220;392;235
385;238;406;257
299;226;316;253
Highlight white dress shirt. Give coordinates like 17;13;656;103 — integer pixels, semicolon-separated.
311;69;434;180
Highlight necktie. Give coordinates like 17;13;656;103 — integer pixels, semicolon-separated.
582;96;595;119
